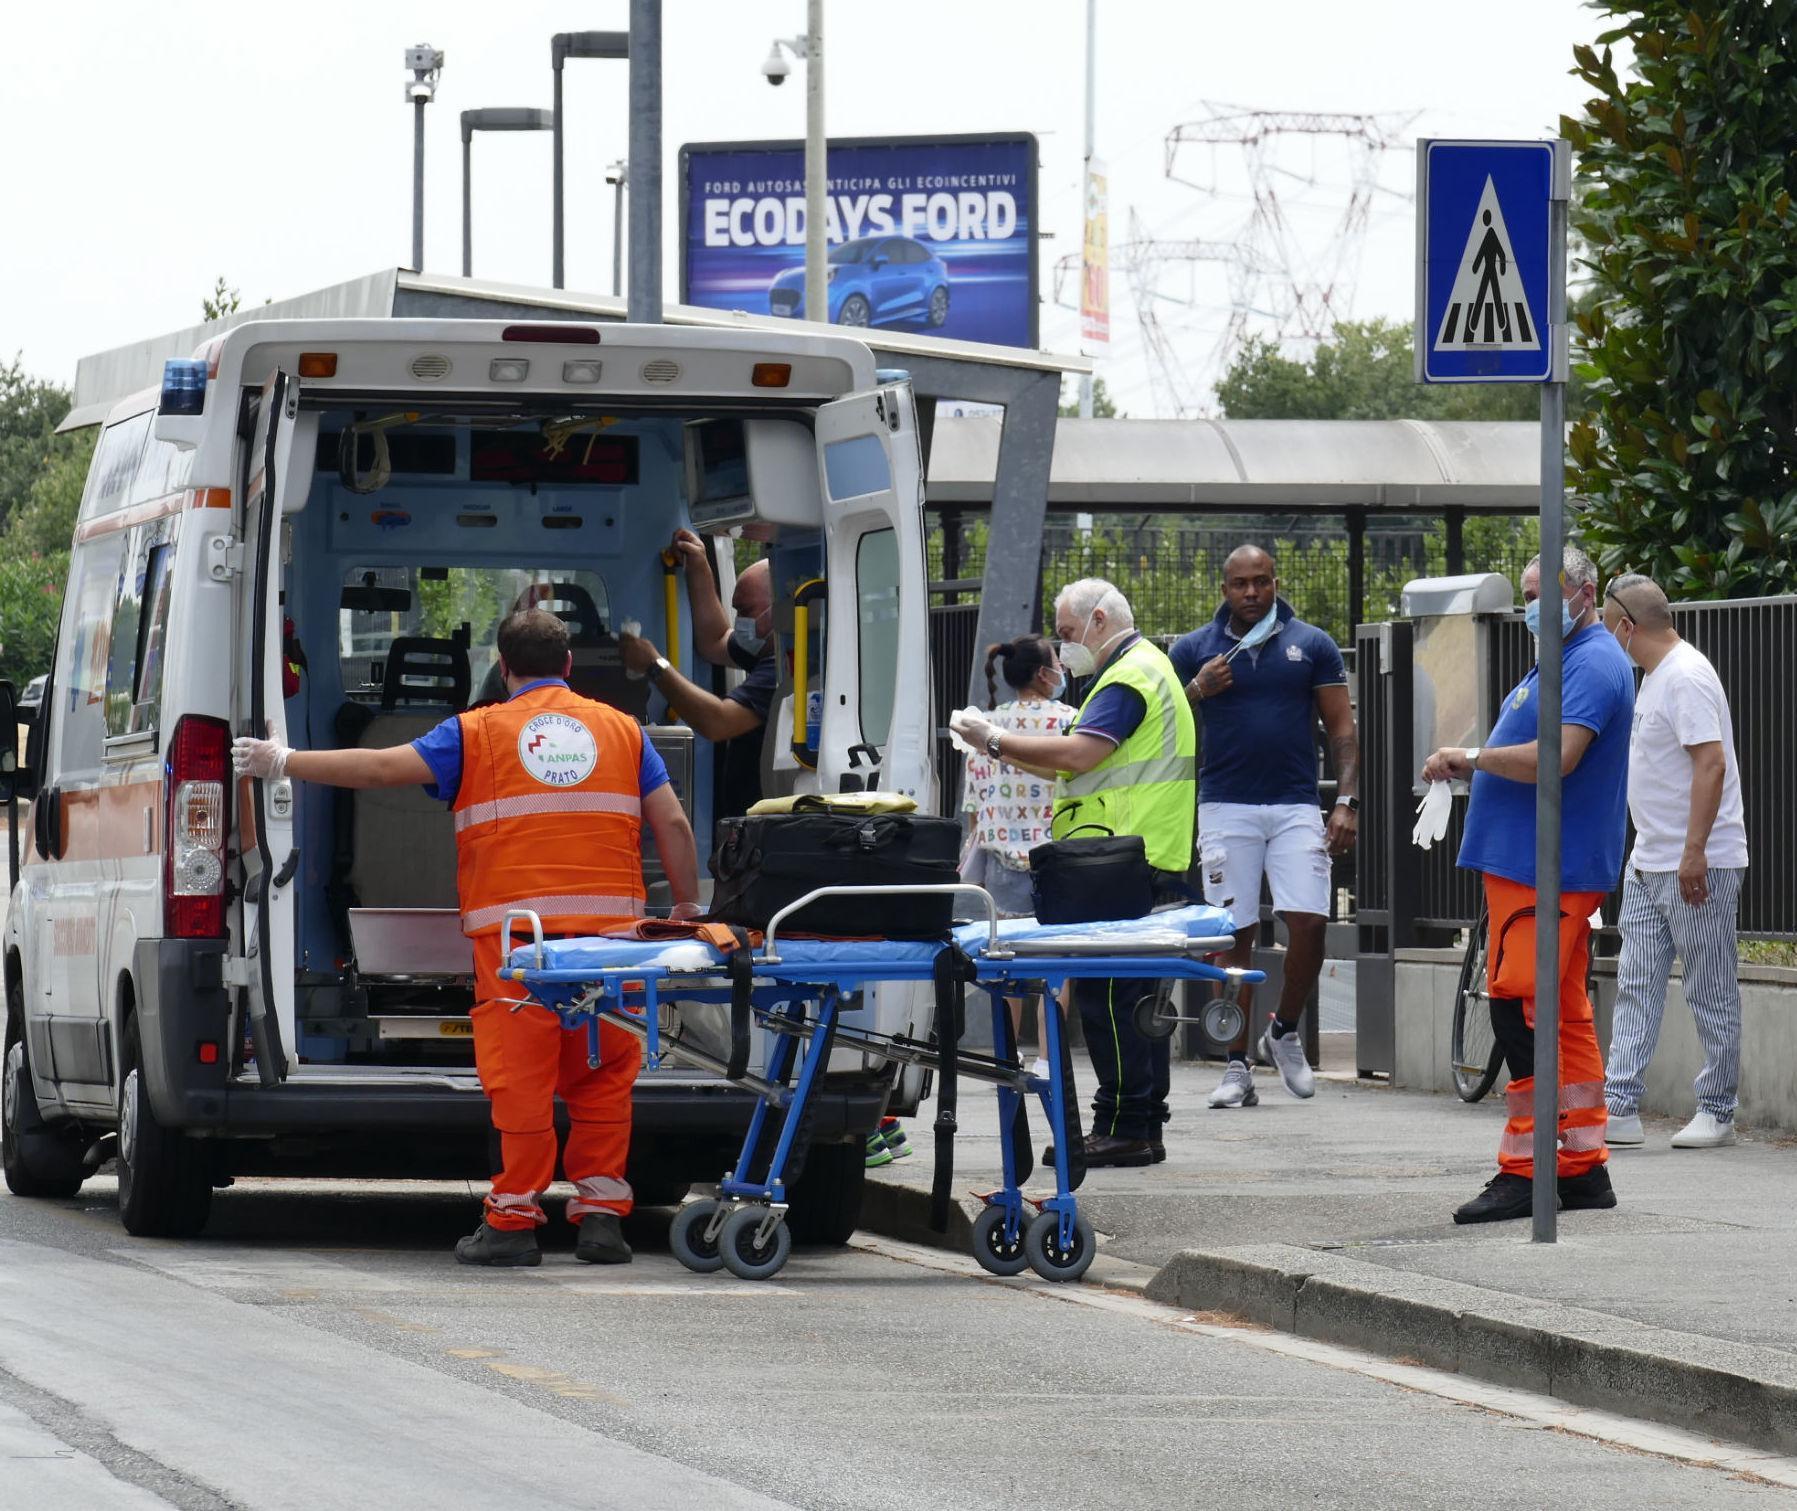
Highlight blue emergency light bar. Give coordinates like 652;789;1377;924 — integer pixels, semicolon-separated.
159;358;209;416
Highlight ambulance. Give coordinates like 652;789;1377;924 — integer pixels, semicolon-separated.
0;318;935;1240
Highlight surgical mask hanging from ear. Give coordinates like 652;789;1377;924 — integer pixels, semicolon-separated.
1523;595;1576;642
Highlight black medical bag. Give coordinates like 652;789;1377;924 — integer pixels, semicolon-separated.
1027;829;1156;925
708;812;963;936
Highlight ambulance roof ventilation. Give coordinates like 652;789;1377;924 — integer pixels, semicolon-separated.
640;359;680;384
410;354;452;381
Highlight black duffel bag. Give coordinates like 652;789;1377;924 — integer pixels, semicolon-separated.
1028;826;1156;925
709;812;963;936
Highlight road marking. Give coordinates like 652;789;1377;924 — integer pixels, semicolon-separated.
850;1234;1797;1489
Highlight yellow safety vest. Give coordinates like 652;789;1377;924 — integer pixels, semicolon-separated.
1052;638;1197;873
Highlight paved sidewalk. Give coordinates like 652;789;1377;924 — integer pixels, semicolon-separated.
865;1044;1797;1455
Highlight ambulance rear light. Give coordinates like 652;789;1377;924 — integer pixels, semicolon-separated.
165;715;230;939
503;324;600;344
159;359;208;417
751;363;792;388
196;1041;221;1066
297;352;338;378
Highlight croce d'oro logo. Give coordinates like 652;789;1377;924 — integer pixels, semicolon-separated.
517;712;597;787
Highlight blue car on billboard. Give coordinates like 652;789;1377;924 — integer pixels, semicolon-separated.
768;236;950;328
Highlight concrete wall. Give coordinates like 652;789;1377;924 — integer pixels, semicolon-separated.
1391;948;1797;1133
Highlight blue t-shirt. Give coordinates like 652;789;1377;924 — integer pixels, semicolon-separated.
411;678;670;804
1456;624;1635;892
1168;601;1346;805
1071;634;1147;745
725;651;778;723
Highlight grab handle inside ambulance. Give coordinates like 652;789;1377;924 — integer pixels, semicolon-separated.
659;549;681;667
788;577;827;769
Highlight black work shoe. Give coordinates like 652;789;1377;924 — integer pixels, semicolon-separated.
1083;1134;1155;1169
1558;1164;1618;1212
454;1219;542;1267
574;1212;633;1265
1452;1172;1537;1225
1149;1133;1167;1164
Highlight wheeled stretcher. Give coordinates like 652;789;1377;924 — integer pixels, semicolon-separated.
500;885;1263;1283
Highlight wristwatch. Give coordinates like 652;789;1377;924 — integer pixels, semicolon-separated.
1465;746;1482;771
986;730;1004;758
1335;795;1359;812
649;655;672;684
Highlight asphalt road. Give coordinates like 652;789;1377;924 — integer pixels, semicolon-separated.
1;1174;1790;1510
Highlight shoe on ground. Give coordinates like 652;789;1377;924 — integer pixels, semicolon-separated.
1671;1110;1737;1148
1558;1163;1618;1211
1149;1133;1167;1164
879;1118;913;1160
454;1218;543;1267
865;1131;895;1168
1258;1018;1315;1098
1452;1172;1537;1225
1082;1134;1155;1169
1605;1112;1644;1146
575;1211;633;1265
1208;1060;1259;1109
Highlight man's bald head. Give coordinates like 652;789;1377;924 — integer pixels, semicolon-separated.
733;558;773;635
1224;544;1277;579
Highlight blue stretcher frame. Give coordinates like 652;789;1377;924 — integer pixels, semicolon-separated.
498;884;1265;1281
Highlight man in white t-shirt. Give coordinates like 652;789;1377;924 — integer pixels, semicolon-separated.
1600;574;1749;1149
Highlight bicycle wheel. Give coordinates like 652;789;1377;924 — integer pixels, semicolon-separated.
1449;910;1503;1103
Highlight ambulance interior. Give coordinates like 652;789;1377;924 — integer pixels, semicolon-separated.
276;403;847;1069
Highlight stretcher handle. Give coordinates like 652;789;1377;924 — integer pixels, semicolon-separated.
659;549;681;667
501;908;547;971
761;883;1000;965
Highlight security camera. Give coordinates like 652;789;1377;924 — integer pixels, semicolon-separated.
761;46;791;86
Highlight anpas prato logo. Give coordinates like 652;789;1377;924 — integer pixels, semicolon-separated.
518;712;597;787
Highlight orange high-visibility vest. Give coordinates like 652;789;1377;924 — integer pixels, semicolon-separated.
453;683;646;937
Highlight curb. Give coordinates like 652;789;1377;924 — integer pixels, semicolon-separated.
1146;1243;1797;1457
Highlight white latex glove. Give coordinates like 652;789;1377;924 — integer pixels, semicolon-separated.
232;733;292;780
669;901;704;921
948;707;995;758
618;618;646;680
1411;779;1452;849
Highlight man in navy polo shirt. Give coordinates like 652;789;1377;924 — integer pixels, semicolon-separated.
1169;545;1360;1110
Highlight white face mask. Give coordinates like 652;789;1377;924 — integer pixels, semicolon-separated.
1057;609;1099;679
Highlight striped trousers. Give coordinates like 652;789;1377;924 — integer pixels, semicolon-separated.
1483;873;1609;1179
1606;866;1745;1121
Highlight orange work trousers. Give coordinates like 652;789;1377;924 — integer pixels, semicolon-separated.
1483;874;1608;1179
470;934;640;1231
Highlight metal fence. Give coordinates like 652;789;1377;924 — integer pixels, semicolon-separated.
1357;597;1797;944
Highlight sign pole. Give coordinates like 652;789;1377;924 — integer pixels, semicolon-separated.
1531;139;1571;1244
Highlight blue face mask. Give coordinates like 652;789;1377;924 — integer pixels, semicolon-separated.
1048;671;1068;700
1524;595;1576;641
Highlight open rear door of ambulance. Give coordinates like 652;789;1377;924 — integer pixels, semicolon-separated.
811;381;934;807
234;370;302;1085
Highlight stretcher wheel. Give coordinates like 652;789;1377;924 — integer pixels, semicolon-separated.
669;1199;728;1274
1202;997;1244;1045
1131;991;1178;1041
719;1205;793;1281
970;1204;1032;1277
1023;1210;1095;1283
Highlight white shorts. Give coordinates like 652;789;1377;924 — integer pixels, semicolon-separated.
1197;801;1331;932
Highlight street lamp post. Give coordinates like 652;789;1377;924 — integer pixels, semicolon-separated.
551;30;629;290
627;0;662;323
763;2;827;324
605;160;629;297
404;45;444;272
460;107;555;279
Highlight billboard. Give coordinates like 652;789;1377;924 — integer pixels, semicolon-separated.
1080;157;1109;347
679;133;1038;349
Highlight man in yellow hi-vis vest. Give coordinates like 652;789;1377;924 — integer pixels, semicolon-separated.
951;579;1196;1169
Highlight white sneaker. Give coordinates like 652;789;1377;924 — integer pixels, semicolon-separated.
1257;1018;1315;1099
1671;1111;1737;1148
1208;1060;1258;1109
1029;1057;1051;1080
1605;1112;1644;1146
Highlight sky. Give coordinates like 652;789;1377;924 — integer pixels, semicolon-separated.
0;1;1611;418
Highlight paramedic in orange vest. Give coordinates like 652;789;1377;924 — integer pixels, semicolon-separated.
231;608;700;1268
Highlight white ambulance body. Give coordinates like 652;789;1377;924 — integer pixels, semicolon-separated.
1;318;935;1239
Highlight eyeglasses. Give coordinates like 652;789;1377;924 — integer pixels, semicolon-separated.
1603;584;1646;623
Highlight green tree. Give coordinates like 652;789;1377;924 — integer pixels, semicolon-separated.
1216;318;1537;421
0;357;81;536
1058;375;1121;417
202;276;242;321
1563;5;1797;596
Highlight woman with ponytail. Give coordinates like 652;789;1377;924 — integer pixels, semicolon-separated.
959;636;1078;1069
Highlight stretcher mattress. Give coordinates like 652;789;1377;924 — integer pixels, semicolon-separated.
506;903;1241;978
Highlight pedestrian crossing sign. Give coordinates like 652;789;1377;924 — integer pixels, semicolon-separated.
1416;140;1559;383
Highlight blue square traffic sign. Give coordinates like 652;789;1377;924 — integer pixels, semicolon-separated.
1416;140;1557;383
